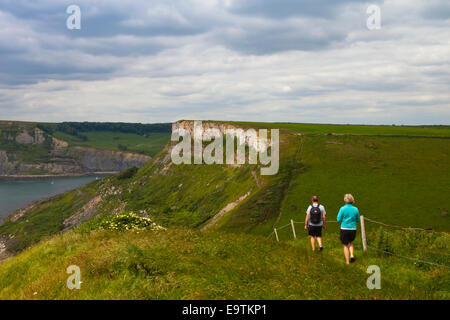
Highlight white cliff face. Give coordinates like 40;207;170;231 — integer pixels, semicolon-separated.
34;128;46;144
15;128;46;145
171;120;269;153
15;131;34;144
52;137;69;149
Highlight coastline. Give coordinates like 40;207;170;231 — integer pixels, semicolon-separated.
0;172;118;179
0;173;115;225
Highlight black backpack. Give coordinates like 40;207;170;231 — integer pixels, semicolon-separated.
309;205;322;224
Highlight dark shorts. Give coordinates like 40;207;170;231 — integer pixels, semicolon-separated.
340;229;356;245
308;225;322;237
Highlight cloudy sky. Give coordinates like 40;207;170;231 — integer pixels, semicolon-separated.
0;0;449;124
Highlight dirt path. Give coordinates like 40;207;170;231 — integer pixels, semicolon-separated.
202;190;252;230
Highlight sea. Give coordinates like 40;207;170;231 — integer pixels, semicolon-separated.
0;175;107;222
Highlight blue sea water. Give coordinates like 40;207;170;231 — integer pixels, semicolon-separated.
0;175;106;222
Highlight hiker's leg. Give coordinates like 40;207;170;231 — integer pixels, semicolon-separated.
349;242;354;258
343;245;350;264
317;237;323;248
310;236;316;251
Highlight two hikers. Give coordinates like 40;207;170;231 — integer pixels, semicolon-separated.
304;195;326;251
304;194;360;264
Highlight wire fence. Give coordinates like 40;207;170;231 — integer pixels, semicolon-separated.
266;220;339;239
366;245;448;268
364;217;449;235
267;217;449;269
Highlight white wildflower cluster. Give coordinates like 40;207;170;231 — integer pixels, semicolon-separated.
99;212;166;232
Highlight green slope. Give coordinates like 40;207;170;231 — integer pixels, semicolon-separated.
275;135;450;232
0;227;447;299
52;131;170;157
234;121;450;137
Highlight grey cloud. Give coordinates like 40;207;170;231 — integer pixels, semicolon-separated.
227;0;377;19
215;18;347;54
420;0;450;20
0;0;448;124
1;0;209;38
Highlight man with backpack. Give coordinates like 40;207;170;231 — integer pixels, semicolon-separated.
304;195;326;251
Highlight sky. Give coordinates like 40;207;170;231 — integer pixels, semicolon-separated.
0;0;449;125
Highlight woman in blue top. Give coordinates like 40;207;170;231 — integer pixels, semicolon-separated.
337;194;360;264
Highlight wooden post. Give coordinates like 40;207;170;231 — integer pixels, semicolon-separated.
291;219;297;239
274;228;279;242
360;215;367;252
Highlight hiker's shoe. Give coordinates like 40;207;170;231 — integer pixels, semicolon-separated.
350;257;355;263
319;247;323;251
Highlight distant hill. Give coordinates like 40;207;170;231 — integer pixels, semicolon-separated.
0;120;448;299
0;121;171;176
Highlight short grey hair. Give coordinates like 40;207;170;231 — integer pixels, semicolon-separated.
344;194;354;204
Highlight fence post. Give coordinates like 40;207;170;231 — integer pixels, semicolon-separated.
360;215;367;252
290;219;297;239
274;228;279;242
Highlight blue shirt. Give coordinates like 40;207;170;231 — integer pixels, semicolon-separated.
337;204;360;230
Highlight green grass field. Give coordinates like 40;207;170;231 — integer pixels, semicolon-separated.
275;135;450;232
53;131;171;157
234;122;450;137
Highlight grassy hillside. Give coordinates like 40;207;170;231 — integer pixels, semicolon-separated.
52;131;170;157
46;121;171;157
0;227;447;299
235;121;450;137
274;135;450;232
94;130;300;231
0;120;448;299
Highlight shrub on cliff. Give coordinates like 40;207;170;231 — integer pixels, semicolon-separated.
117;166;138;180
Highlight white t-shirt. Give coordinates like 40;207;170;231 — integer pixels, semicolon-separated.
306;203;326;226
